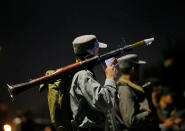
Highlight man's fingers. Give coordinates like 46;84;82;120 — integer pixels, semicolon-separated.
108;58;116;66
113;67;116;71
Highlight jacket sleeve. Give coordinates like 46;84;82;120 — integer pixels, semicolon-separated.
75;70;117;112
118;85;150;128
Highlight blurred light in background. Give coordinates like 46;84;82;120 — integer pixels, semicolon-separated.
164;58;173;68
3;124;12;131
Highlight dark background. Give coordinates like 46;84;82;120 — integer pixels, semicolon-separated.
0;0;185;123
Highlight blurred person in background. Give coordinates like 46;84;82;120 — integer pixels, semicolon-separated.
20;110;35;131
156;88;184;131
44;124;56;131
149;78;163;107
143;77;163;125
12;111;23;131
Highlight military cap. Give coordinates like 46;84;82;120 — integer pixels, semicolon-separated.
118;54;146;69
72;35;107;55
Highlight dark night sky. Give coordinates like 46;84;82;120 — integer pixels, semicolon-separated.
0;0;185;120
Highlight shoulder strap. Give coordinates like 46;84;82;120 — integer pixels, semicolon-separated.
119;77;144;93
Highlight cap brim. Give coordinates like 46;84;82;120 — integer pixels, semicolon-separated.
135;60;147;64
138;60;147;64
98;42;107;48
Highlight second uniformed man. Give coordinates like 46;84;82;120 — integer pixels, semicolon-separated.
114;54;152;131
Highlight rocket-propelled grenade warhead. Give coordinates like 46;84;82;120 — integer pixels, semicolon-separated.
144;38;154;46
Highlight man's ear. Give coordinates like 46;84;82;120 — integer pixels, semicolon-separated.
87;49;94;55
130;66;135;73
94;48;99;55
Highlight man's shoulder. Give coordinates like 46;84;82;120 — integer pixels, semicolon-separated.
74;69;93;77
45;70;55;75
117;81;129;88
117;82;132;93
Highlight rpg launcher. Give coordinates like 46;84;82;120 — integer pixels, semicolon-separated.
7;38;154;101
